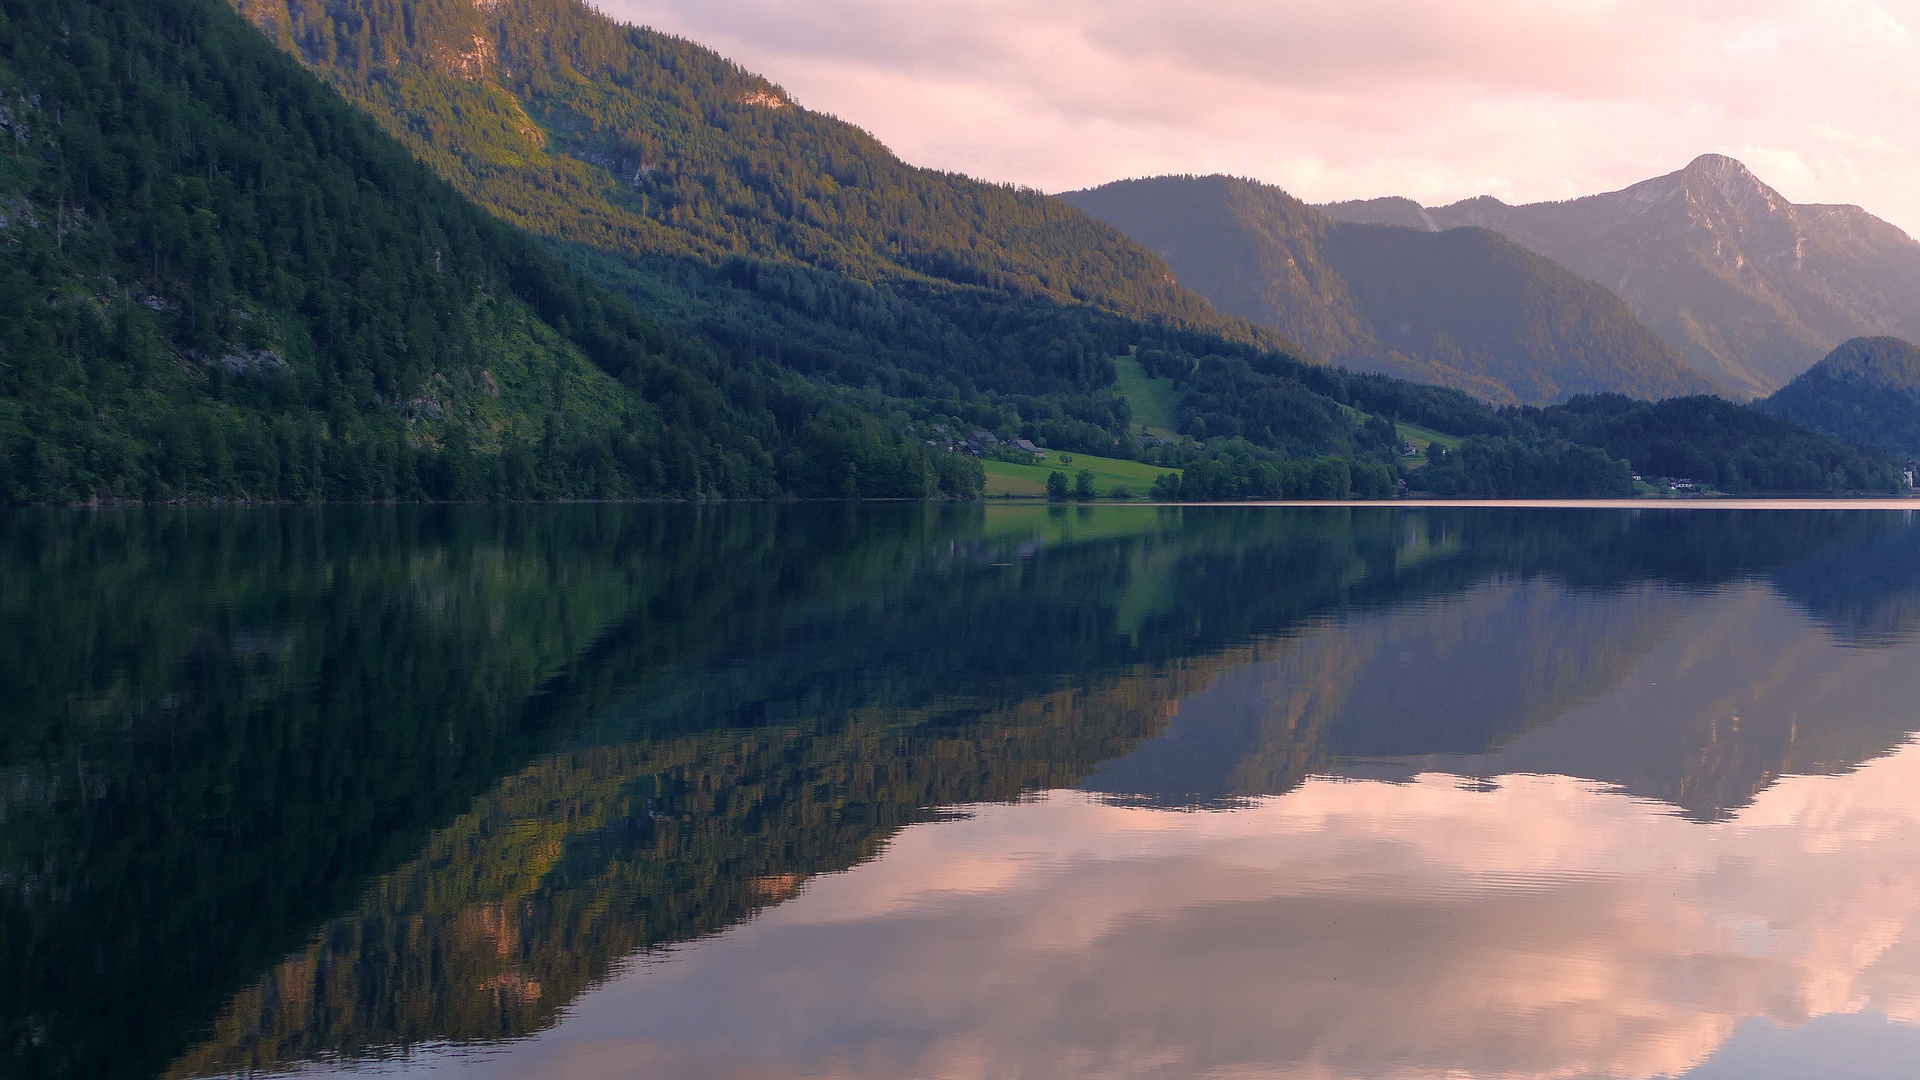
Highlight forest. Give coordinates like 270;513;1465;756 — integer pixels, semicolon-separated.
0;0;983;503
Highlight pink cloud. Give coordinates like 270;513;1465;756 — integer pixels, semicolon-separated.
596;0;1920;234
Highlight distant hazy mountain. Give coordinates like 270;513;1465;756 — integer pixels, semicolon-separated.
1759;337;1920;458
1060;175;1716;406
1324;156;1920;398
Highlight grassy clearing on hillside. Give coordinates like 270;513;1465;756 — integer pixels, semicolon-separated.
1336;403;1465;454
1114;355;1181;439
981;451;1179;498
1395;421;1463;450
1392;420;1464;470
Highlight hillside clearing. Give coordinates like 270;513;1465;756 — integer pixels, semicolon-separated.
980;451;1178;498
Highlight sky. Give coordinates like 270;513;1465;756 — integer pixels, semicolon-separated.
595;0;1920;236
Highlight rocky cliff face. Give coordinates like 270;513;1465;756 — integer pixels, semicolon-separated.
1325;156;1920;398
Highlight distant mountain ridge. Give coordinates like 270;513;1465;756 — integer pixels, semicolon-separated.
1324;156;1920;398
1759;337;1920;458
1059;175;1718;406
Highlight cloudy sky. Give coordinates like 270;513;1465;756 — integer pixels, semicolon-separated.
595;0;1920;236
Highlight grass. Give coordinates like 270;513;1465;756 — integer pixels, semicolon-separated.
980;450;1179;499
1114;354;1181;440
1394;421;1463;451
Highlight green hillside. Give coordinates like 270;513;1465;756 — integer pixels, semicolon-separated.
220;0;1334;469
1759;337;1920;458
229;0;1257;333
0;0;1002;502
1059;175;1722;406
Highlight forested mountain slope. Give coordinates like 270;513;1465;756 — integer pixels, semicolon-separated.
1760;337;1920;458
227;0;1241;333
1324;156;1920;398
1060;175;1718;406
1133;338;1901;499
0;0;992;502
0;0;1534;505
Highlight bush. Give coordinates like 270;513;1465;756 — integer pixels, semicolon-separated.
931;452;985;499
1109;484;1133;500
1074;469;1097;499
1046;471;1070;500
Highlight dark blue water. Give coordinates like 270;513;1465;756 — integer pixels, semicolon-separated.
11;503;1920;1080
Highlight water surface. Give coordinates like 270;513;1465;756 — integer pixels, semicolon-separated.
10;504;1920;1079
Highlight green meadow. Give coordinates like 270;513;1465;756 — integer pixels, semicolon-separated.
981;452;1179;498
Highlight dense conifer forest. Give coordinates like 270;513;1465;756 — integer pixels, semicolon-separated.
0;0;987;502
1760;337;1920;459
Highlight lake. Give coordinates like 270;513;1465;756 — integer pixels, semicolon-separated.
11;502;1920;1079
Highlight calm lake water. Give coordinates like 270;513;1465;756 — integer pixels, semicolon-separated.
13;503;1920;1080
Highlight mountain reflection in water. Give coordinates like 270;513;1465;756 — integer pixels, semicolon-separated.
9;504;1920;1080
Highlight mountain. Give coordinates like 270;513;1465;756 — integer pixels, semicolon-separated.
2;0;1898;505
214;0;1688;493
0;0;1006;503
1059;175;1717;406
1324;155;1920;398
5;0;1500;502
227;0;1254;337
1758;336;1920;458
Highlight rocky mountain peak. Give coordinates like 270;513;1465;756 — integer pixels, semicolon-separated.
1319;156;1920;399
1681;153;1754;181
1672;154;1790;219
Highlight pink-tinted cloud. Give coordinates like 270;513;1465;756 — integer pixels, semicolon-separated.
594;0;1920;234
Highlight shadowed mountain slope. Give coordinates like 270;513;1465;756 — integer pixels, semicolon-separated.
1325;156;1920;398
1058;174;1717;406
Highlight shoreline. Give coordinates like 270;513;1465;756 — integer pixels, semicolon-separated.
6;495;1919;512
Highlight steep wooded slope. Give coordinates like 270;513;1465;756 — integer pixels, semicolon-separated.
1060;175;1716;406
1325;155;1920;398
229;0;1240;331
0;0;994;502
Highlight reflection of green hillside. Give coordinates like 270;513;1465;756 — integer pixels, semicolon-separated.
0;504;1005;1080
8;504;1918;1080
1770;524;1920;645
167;673;1205;1076
2;509;653;1080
